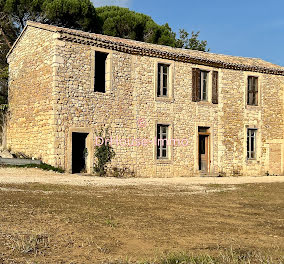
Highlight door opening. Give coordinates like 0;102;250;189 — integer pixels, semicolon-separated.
72;132;88;173
198;127;210;172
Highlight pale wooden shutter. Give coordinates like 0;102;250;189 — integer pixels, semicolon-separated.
212;71;218;104
192;68;200;102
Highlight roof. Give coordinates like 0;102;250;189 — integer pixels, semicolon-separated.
7;21;284;76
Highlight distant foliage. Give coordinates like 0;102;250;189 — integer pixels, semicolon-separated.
0;66;8;104
95;6;209;51
176;29;209;52
42;0;98;31
1;3;209;51
3;0;44;33
96;6;177;47
2;0;98;33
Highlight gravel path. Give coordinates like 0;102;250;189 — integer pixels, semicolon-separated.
0;167;283;187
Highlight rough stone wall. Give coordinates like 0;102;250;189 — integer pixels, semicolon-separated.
7;24;284;176
52;40;137;172
131;58;220;177
6;26;56;164
216;70;284;176
53;35;284;176
261;74;284;175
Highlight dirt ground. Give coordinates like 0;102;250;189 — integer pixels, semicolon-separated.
0;167;284;186
0;168;283;263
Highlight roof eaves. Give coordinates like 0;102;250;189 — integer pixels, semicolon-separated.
7;21;284;75
57;29;284;76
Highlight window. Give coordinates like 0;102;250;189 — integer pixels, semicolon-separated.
157;124;169;159
200;71;208;101
247;76;258;105
94;51;109;93
247;129;257;159
157;64;169;97
192;68;216;102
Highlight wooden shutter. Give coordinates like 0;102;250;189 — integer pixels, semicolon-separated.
247;77;252;105
212;71;218;104
254;77;258;105
192;68;200;102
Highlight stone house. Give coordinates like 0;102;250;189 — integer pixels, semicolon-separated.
6;21;284;177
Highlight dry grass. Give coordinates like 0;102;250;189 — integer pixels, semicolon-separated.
8;232;49;255
155;248;284;264
0;181;283;263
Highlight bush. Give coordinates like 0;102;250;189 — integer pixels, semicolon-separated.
108;167;135;178
94;128;115;176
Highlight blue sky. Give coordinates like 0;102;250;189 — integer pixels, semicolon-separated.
92;0;284;66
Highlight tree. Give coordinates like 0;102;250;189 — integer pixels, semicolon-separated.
42;0;98;31
175;29;209;51
0;7;19;106
96;7;208;51
1;3;209;54
3;0;42;33
95;6;177;47
0;10;15;103
2;0;98;35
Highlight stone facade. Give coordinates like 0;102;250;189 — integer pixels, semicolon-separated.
6;21;284;177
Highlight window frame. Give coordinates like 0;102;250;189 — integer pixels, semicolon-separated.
90;47;113;94
156;124;169;159
247;76;258;106
155;60;174;102
157;63;170;97
154;122;173;162
192;67;213;103
94;51;108;93
200;70;209;101
247;128;257;160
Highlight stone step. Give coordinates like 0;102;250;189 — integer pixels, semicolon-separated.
0;157;41;166
198;172;220;177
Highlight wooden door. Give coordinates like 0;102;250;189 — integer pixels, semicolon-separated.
199;134;209;172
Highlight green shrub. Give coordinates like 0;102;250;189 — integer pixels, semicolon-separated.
94;128;115;176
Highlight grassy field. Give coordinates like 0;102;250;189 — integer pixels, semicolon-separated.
0;181;283;263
